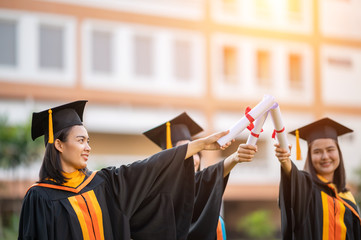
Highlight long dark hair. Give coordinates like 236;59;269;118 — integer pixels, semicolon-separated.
39;125;87;184
304;140;347;193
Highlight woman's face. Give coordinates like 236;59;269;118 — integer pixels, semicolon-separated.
56;125;91;173
310;138;340;181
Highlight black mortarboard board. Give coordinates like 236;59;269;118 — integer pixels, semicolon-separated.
289;117;353;159
31;100;88;145
143;112;203;150
289;117;353;144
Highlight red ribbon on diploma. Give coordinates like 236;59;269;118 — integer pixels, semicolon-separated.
245;107;255;131
272;127;285;139
250;132;260;138
246;107;263;138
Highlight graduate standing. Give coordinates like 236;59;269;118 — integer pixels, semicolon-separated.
274;117;361;239
142;112;257;240
18;100;234;240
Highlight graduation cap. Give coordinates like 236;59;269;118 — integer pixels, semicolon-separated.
31;100;88;145
289;117;353;160
143;112;203;150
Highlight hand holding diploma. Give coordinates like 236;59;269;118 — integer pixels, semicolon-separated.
269;103;289;152
246;111;268;146
217;95;275;146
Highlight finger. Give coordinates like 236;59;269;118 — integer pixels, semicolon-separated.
218;130;230;137
238;148;257;155
238;153;255;160
243;144;258;152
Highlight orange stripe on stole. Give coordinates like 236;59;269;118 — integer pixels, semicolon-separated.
68;195;93;240
83;191;105;240
327;194;335;240
321;191;347;240
75;195;96;240
321;192;330;240
335;199;346;240
216;219;223;240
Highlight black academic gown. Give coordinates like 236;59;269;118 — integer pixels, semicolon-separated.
131;159;229;240
187;160;229;240
18;144;195;240
279;161;361;240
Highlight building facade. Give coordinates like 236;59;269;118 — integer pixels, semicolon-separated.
1;0;361;237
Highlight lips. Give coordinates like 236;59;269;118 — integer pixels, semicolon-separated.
82;154;89;161
320;161;332;167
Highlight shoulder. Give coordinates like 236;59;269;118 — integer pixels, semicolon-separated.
24;184;51;202
339;191;357;205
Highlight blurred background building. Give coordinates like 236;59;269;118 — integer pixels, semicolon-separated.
1;0;361;238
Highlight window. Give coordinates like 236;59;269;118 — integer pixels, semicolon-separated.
173;40;192;81
134;35;153;76
256;50;271;87
39;24;64;70
92;30;113;74
0;19;17;66
289;53;302;88
327;57;353;68
223;46;238;85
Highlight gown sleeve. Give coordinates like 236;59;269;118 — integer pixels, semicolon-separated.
18;188;55;240
100;144;195;240
279;161;313;238
187;160;229;240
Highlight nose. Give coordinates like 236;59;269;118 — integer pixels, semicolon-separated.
85;142;91;152
321;150;328;160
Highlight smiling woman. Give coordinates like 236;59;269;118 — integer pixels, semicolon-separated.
18;100;234;240
54;125;91;173
274;117;361;239
309;138;340;183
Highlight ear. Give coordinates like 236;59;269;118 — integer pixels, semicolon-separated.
54;139;64;153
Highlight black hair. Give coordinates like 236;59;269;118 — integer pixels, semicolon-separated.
38;125;88;184
304;140;347;193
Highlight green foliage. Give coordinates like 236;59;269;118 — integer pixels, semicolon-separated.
354;166;361;207
237;209;277;239
0;213;19;240
0;116;43;169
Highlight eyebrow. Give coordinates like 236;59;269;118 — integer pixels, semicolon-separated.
76;136;89;139
312;145;336;151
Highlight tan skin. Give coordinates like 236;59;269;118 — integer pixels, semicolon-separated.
54;125;91;173
54;126;236;174
177;137;258;177
274;138;340;182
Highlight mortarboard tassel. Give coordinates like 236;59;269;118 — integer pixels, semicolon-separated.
48;109;54;144
166;122;173;149
295;129;301;160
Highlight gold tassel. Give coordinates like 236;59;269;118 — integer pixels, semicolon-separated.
166;122;173;149
48;109;54;144
295;129;301;160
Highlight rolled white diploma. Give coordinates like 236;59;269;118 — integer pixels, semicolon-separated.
269;102;289;151
217;94;275;146
246;111;268;146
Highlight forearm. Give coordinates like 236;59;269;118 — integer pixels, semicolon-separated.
274;144;292;176
185;139;204;159
222;144;257;177
280;158;292;176
223;152;238;177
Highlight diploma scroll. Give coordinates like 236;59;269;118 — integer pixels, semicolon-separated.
269;103;289;151
246;110;268;146
217;95;275;146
